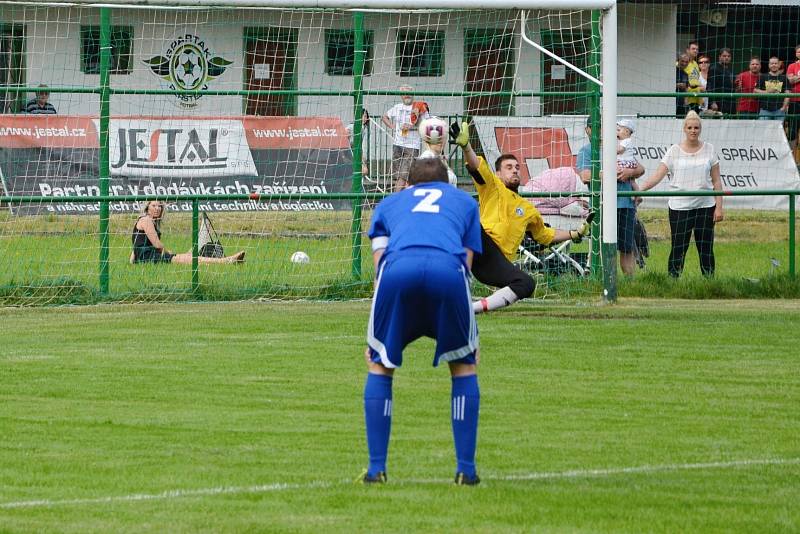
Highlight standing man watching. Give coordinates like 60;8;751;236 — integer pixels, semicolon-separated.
736;57;762;117
785;45;800;151
676;54;691;117
706;48;736;116
683;41;703;113
449;121;592;314
382;85;427;191
576;117;645;276
360;158;482;486
755;56;790;122
24;84;57;114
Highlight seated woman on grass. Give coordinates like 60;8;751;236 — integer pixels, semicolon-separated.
130;201;245;264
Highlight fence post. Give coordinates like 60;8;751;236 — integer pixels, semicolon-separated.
192;199;199;293
98;7;112;295
350;11;366;280
790;193;796;278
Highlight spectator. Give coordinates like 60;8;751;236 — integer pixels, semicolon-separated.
736;57;762;117
381;85;427;191
697;54;711;112
707;48;736;115
130;201;245;264
346;109;371;178
676;54;690;117
683;41;703;112
577;117;644;276
785;44;800;150
755;56;790;122
24;84;56;114
638;111;723;278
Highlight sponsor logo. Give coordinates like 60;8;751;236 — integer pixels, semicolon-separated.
107;120;257;178
112;127;227;170
515;207;524;216
144;34;232;109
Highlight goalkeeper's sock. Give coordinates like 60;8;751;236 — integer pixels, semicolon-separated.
473;286;518;314
451;374;480;478
364;372;393;478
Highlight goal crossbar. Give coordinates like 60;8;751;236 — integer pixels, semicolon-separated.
16;0;616;9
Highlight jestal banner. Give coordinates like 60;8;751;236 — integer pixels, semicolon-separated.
0;116;353;214
473;116;800;210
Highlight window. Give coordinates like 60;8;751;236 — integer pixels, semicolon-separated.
80;26;133;75
0;24;26;113
396;30;444;77
325;29;373;76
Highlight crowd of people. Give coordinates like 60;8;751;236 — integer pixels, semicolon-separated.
677;42;800;150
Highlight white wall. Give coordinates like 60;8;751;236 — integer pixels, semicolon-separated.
8;5;677;121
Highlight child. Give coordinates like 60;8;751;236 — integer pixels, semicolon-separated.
617;118;642;204
616;118;638;169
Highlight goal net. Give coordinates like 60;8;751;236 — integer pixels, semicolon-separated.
0;1;620;305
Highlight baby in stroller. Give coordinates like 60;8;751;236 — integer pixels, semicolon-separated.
519;166;649;273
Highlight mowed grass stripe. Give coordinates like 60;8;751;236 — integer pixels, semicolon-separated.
0;300;798;532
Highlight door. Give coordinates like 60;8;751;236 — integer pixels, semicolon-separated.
541;30;591;116
243;27;297;116
464;30;513;116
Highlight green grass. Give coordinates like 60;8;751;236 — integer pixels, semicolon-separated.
0;208;797;304
1;300;798;532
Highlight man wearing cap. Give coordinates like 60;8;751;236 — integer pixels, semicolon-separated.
576;117;644;276
25;84;57;115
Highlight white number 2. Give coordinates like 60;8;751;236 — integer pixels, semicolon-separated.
411;188;442;213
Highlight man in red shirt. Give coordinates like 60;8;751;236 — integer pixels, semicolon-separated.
736;57;762;116
786;45;800;150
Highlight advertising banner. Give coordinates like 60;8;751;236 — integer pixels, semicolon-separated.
473;116;800;210
0;116;353;214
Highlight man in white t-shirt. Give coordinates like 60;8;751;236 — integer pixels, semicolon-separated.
382;85;427;191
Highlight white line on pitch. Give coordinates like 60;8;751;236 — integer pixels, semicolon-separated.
1;457;797;509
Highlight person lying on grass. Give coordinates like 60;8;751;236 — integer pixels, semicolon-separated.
129;200;245;265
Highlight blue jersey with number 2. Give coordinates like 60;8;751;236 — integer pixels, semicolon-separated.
367;182;482;369
368;182;482;265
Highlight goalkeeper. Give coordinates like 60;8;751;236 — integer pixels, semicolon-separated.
449;121;592;314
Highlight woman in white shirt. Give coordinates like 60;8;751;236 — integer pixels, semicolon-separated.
639;111;723;277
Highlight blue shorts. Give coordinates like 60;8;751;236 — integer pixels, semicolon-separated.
367;251;478;368
617;208;636;254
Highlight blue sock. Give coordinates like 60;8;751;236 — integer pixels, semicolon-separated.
364;373;393;477
451;374;480;477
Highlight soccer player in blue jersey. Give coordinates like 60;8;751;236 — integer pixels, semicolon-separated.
359;157;483;486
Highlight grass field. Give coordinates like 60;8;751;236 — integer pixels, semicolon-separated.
0;208;798;304
1;299;798;532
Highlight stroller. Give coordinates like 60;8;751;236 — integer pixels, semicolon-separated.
516;167;591;277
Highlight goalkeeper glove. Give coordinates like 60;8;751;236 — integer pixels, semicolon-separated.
569;211;595;243
449;121;470;148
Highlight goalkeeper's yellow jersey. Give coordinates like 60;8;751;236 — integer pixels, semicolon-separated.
471;157;555;260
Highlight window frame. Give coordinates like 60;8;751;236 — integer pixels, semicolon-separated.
80;25;134;75
395;29;445;77
325;29;374;76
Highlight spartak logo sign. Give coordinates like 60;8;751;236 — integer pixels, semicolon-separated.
144;34;232;109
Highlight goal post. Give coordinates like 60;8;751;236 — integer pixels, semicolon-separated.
1;0;618;305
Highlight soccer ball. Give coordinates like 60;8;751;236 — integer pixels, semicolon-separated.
418;117;447;145
290;251;310;264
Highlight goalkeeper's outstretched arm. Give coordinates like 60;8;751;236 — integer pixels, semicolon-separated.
449;121;481;175
549;211;595;245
